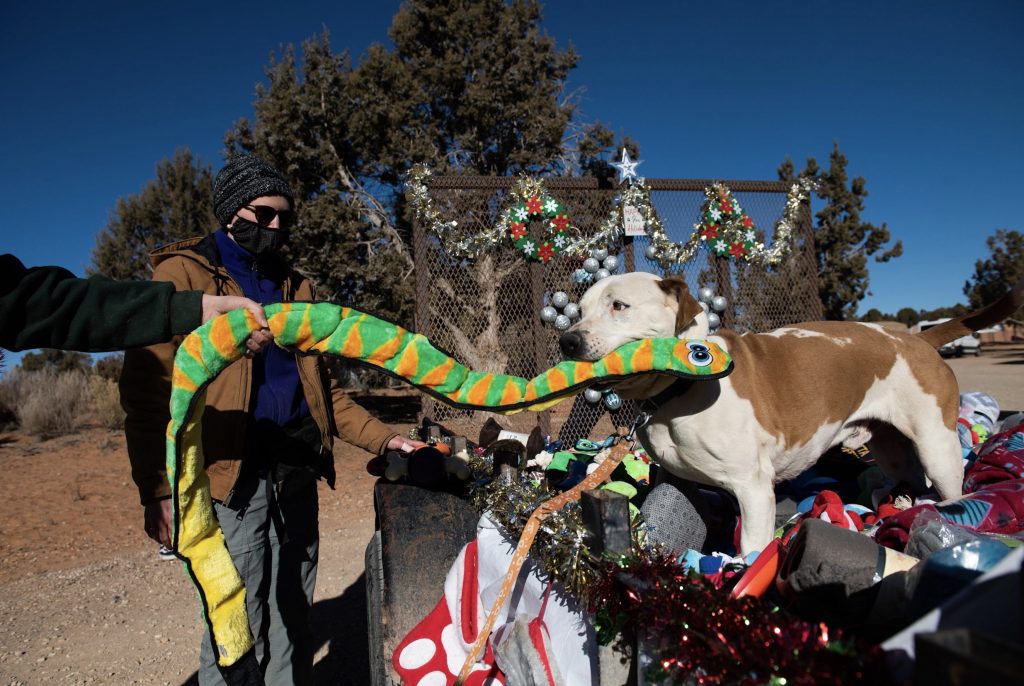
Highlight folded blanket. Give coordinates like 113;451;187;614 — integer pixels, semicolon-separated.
963;422;1024;493
874;479;1024;552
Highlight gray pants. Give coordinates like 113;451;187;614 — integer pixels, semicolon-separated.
199;470;320;686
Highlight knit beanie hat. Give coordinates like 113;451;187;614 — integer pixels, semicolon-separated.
213;155;294;225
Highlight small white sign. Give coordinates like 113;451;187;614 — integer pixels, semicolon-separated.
623;204;645;236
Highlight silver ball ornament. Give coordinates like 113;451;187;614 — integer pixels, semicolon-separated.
711;295;728;313
554;314;571;331
592;248;608;261
584;388;603;404
540;306;558;323
583;257;600;273
697;287;714;303
644;244;658;259
707;312;721;330
594;268;610;281
602;255;619;272
699;301;709;313
562;302;580;320
552;291;569;309
603;391;622;411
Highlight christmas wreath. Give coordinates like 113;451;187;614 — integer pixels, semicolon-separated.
699;186;757;261
509;194;573;262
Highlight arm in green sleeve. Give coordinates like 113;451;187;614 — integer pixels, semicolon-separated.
0;253;203;352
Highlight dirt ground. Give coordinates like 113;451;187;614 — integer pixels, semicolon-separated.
0;391;422;686
1;349;1022;685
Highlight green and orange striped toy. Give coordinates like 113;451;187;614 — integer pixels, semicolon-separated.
166;301;732;668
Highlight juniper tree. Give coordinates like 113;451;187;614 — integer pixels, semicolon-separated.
779;143;902;320
19;349;91;374
90;149;215;279
224;0;623;329
90;0;625;337
964;229;1024;318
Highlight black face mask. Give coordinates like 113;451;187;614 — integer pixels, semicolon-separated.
229;217;290;257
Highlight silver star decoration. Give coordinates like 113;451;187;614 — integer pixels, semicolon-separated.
514;207;528;221
543;198;558;214
611;148;642;184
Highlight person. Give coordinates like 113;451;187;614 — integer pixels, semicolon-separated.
0;253;272;354
119;154;425;685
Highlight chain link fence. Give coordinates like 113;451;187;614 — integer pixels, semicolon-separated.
412;176;821;444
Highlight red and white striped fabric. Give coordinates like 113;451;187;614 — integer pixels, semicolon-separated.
392;515;596;685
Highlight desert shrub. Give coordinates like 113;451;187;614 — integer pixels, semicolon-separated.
20;349;92;373
93;354;124;382
89;376;125;430
17;369;91;438
0;367;25;430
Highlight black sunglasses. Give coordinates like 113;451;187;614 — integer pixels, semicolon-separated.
244;204;297;228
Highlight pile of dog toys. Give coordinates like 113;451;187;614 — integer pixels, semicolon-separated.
382;392;1024;684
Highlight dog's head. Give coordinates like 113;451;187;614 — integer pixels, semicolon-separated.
559;272;707;361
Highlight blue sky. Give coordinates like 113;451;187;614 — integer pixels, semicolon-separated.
3;1;1022;356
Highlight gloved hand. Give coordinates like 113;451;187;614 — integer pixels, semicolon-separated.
402;445;450;489
220;649;264;686
373;445;469;488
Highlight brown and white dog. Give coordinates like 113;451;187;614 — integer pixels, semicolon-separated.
559;271;1024;554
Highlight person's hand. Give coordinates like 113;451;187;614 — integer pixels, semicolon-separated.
243;328;274;357
143;498;173;547
386;435;429;453
201;294;267;326
200;294;273;357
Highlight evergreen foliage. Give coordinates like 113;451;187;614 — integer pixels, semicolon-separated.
964;229;1024;318
90;1;624;328
93;354;124;382
896;307;920;327
780;142;902;320
858;303;970;326
20;349;92;374
219;0;622;326
858;229;1022;324
90;149;216;280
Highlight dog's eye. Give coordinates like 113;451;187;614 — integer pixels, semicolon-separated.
612;300;629;311
686;342;713;367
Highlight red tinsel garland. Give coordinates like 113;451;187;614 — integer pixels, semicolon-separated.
590;551;887;686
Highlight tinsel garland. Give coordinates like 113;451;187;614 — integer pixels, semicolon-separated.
636;178;817;269
590;551;885;686
568;177;661;258
408;165;816;269
468;469;638;600
407;165;578;259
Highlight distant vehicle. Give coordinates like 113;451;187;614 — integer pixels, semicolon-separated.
914;318;982;357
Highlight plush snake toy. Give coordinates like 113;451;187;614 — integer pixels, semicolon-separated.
167;302;732;670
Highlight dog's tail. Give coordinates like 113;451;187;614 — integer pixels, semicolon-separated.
916;276;1024;347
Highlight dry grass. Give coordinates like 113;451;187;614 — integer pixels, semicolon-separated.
16;369;91;438
88;376;126;430
0;368;123;438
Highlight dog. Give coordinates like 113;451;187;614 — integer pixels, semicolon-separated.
559;271;1023;554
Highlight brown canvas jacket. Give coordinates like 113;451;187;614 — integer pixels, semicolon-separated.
120;233;397;505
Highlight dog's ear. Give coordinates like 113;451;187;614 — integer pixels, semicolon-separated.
658;277;703;335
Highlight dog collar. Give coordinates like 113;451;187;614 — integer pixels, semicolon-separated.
641;376;694;413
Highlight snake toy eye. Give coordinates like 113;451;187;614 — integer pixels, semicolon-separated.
687;342;712;367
